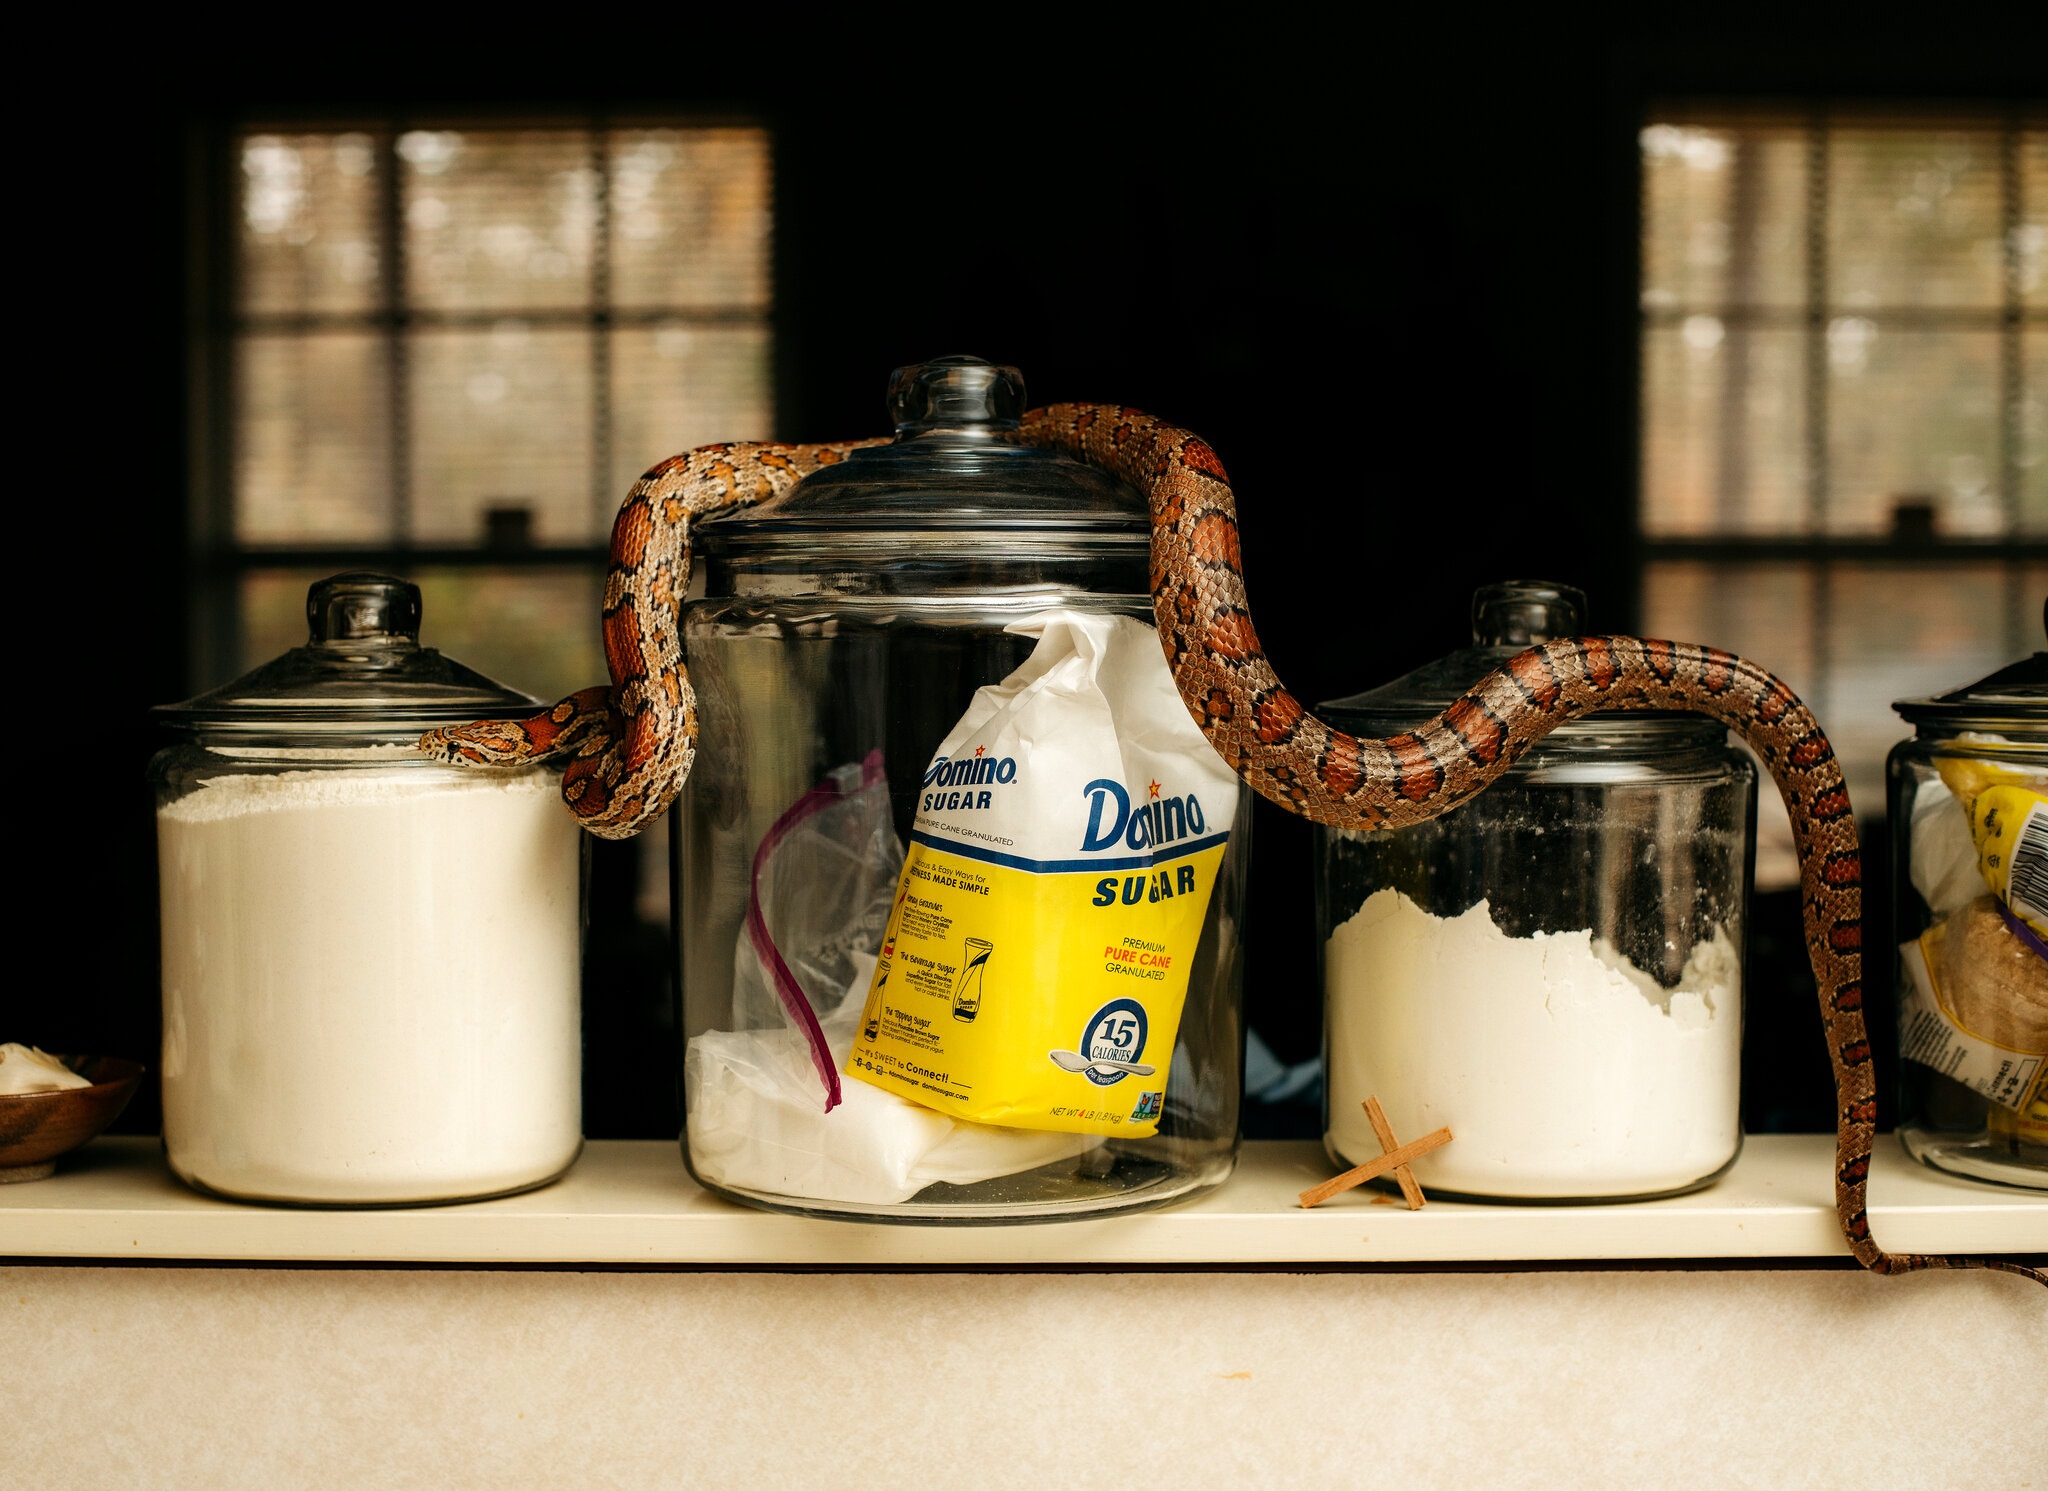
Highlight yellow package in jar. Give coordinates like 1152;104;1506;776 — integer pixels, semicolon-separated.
1960;785;2048;940
847;609;1240;1136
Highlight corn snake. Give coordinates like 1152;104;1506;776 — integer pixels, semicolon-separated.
420;401;2045;1285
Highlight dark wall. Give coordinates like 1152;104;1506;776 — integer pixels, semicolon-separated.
27;18;2042;1133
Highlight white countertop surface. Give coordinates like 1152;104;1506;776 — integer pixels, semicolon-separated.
4;1133;2044;1265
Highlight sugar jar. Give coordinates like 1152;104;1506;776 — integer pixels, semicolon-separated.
674;356;1252;1221
1315;581;1756;1200
1889;613;2047;1189
151;574;585;1204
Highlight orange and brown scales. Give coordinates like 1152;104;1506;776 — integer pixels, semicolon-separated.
1203;608;1261;663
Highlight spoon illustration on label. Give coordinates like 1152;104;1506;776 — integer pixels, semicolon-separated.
1049;1049;1157;1079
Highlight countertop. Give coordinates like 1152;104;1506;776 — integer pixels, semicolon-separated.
4;1133;2043;1265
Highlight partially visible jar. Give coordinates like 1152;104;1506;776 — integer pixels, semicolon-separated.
1890;619;2048;1190
1317;582;1756;1201
150;574;586;1205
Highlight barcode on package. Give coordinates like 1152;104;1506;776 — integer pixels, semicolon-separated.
2011;799;2048;929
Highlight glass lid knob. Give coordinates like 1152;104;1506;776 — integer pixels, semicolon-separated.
1472;580;1586;647
886;354;1026;436
307;572;423;647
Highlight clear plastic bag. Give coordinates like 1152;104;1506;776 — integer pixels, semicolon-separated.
685;751;1096;1205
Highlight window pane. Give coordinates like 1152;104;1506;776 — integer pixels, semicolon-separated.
401;130;596;312
2022;131;2046;312
238;133;383;316
1819;562;2039;802
2025;332;2046;533
610;324;773;498
1641;125;1734;310
1641;560;2040;886
239;566;605;705
1640;562;1817;889
409;326;594;544
1827;327;2000;535
412;567;606;704
1642;325;1806;534
1643;560;2043;793
610;128;771;311
1641;125;1806;312
1641;561;1820;693
1830;129;2003;309
235;331;392;543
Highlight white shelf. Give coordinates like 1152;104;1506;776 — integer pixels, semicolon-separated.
2;1134;2042;1266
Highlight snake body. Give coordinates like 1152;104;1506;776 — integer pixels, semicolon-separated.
422;403;2045;1285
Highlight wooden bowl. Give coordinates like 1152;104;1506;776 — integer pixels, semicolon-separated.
0;1055;145;1182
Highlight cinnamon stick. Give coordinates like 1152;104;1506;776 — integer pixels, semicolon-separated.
1297;1126;1453;1209
1365;1096;1427;1210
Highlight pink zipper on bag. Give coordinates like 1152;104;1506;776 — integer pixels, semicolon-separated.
740;749;887;1111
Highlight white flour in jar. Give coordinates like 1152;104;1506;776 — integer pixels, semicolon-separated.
157;765;583;1203
1326;889;1741;1197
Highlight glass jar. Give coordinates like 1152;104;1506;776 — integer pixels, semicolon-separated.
1316;582;1756;1200
1890;623;2047;1189
151;574;586;1205
675;356;1251;1221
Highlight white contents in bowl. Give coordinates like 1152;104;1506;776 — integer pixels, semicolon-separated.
1326;889;1741;1198
0;1044;92;1094
156;765;583;1204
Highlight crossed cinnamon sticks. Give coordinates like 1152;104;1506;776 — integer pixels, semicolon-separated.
1297;1096;1452;1210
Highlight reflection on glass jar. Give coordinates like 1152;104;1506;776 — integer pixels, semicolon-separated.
1890;618;2048;1190
1317;582;1756;1201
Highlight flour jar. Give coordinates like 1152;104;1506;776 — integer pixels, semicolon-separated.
1889;615;2048;1189
150;574;585;1205
674;356;1251;1222
1316;581;1755;1201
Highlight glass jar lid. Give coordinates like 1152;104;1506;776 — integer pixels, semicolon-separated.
155;573;539;740
698;355;1147;568
1319;580;1722;749
1893;601;2047;731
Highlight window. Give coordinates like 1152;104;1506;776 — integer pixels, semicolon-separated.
203;120;773;705
1638;108;2046;884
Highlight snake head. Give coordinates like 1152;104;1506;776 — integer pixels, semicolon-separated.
418;718;539;765
420;687;615;766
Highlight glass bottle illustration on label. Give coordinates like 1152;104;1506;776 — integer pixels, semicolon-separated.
952;938;994;1022
861;963;886;1043
862;882;910;1042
